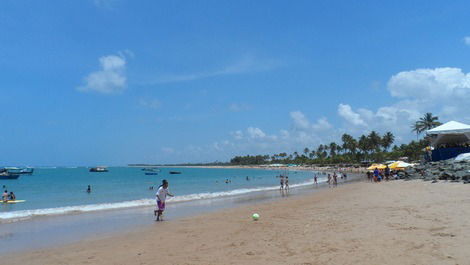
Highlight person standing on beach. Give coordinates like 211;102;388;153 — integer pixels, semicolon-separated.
333;173;338;187
280;175;284;190
2;190;8;202
385;166;390;181
285;176;289;190
327;174;331;188
155;179;174;221
373;168;379;182
314;175;318;186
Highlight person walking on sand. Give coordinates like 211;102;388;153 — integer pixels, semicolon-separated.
285;176;289;190
155;179;174;221
280;175;284;190
333;172;338;187
314;174;318;186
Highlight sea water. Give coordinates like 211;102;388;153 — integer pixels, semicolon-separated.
0;167;323;222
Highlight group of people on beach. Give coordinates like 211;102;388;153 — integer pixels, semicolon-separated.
326;172;347;187
2;189;16;202
367;166;396;182
279;175;289;190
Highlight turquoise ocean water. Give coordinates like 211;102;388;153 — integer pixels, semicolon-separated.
0;167;322;222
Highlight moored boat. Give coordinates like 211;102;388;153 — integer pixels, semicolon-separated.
145;172;158;175
169;171;181;174
89;166;109;172
0;169;20;179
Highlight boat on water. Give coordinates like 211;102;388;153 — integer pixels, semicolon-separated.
141;168;160;172
145;172;158;175
0;169;20;179
89;166;109;172
169;171;181;174
4;167;34;175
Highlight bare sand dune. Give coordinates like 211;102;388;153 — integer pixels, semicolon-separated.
4;180;470;265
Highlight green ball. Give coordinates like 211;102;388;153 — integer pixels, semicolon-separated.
252;213;260;221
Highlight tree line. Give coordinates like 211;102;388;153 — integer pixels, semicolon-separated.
230;113;441;166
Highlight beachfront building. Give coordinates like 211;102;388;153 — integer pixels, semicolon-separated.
426;121;470;161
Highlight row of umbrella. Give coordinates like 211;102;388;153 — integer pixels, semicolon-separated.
367;161;413;170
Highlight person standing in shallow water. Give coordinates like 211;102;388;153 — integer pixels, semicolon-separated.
280;175;284;190
285;176;289;190
155;179;174;221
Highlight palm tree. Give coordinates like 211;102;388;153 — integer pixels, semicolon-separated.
412;113;442;139
303;148;310;157
341;133;357;155
411;123;422;140
367;131;382;153
329;142;338;158
419;113;442;130
381;132;395;151
358;135;369;159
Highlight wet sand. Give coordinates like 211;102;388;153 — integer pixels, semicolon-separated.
4;180;470;265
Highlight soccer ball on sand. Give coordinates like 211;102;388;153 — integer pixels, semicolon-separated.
252;213;260;221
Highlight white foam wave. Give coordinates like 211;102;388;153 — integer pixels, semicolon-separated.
0;178;323;223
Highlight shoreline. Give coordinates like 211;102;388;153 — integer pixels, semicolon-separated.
3;180;470;264
0;173;362;254
175;164;368;174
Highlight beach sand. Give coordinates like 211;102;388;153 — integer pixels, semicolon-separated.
4;180;470;265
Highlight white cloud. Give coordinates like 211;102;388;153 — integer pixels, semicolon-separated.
338;66;470;139
290;111;310;130
388;67;470;100
312;117;332;131
230;130;244;140
247;127;266;139
337;104;366;126
77;54;128;94
464;36;470;46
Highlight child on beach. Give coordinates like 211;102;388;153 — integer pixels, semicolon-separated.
155;179;174;221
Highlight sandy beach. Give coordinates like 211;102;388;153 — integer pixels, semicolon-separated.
4;180;470;265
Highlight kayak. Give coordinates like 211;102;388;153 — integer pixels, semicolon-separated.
1;200;26;204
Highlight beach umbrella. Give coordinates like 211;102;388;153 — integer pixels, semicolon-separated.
367;164;386;170
389;161;412;170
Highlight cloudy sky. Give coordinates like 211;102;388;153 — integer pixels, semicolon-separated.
1;0;470;165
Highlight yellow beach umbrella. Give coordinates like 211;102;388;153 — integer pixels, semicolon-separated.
367;164;386;170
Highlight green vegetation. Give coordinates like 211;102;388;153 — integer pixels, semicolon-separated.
231;132;428;165
230;113;442;166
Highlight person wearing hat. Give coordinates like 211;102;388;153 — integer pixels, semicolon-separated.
154;179;174;221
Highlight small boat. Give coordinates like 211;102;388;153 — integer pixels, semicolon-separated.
145;172;158;175
142;168;160;172
89;166;108;172
169;171;181;174
3;167;34;175
0;169;20;180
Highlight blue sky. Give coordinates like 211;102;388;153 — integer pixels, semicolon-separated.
1;0;470;165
